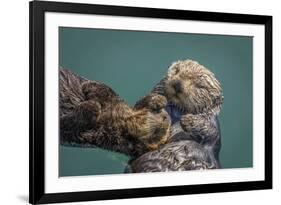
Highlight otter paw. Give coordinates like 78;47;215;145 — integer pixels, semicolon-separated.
134;94;167;112
180;114;203;133
149;94;168;111
75;100;101;124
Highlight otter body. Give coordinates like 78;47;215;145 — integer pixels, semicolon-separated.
126;122;220;173
129;60;223;171
60;69;171;158
128;141;215;172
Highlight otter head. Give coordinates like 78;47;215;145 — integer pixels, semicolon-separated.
164;60;223;115
128;108;171;153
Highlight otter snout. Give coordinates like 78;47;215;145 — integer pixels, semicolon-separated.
172;81;182;93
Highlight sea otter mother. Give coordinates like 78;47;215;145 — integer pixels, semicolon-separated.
60;68;171;158
128;60;224;172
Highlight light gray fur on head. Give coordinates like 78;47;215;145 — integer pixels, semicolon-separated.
152;59;224;115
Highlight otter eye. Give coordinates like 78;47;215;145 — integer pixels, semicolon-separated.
196;84;205;89
196;80;206;89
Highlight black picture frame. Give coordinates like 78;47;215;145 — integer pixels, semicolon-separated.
29;0;272;204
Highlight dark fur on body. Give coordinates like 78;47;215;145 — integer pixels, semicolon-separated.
127;136;217;172
60;69;171;158
126;120;221;173
128;60;223;172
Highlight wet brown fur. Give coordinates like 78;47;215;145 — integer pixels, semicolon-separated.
59;68;171;158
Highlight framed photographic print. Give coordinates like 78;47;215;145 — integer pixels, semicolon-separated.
29;0;272;204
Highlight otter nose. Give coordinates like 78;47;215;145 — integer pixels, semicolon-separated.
173;81;182;93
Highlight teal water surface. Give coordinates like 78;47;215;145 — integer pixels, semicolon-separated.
59;27;253;176
59;146;129;176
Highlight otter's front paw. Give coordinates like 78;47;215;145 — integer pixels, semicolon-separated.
149;94;167;112
180;114;203;133
75;100;101;125
135;94;167;112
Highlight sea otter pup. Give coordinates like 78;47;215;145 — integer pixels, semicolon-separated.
60;68;171;158
128;60;223;172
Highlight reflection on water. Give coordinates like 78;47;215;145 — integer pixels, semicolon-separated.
59;145;130;176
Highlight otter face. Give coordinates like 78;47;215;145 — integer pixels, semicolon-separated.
130;109;171;151
164;60;223;115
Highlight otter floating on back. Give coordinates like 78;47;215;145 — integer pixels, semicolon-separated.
59;68;171;158
127;59;224;172
125;122;219;172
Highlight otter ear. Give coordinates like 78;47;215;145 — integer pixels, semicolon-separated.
168;61;180;74
172;64;180;74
